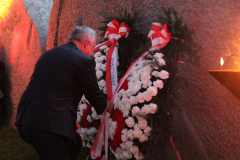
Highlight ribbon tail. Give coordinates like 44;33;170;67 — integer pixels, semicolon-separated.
104;113;110;160
106;40;118;100
93;40;112;52
91;115;105;159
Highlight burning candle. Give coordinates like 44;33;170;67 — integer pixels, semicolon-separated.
220;57;224;69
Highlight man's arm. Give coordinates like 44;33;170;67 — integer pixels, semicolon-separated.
77;58;107;114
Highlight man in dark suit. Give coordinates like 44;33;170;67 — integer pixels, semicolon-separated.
15;26;113;160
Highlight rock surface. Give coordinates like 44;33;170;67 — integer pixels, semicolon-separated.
0;0;42;127
46;0;240;159
23;0;53;53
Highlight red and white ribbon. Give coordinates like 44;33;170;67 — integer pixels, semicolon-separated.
148;22;171;49
104;19;130;100
113;23;171;99
93;40;112;52
91;112;110;160
91;19;130;160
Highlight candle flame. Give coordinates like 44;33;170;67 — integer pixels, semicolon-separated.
0;0;14;23
220;57;224;66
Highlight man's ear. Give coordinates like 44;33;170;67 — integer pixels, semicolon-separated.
84;40;90;48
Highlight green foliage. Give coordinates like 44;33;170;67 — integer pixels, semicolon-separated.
98;10;148;80
141;8;200;159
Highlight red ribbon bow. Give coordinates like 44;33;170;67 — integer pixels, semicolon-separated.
148;23;171;49
104;19;131;42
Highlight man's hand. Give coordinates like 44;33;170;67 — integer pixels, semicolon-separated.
105;100;114;115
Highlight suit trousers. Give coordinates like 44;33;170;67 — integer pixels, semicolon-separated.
17;125;82;160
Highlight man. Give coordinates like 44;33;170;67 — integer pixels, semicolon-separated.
15;26;113;160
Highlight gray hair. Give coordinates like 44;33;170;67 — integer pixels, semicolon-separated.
69;26;96;44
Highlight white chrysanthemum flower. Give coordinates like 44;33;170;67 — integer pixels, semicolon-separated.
91;112;98;120
159;70;169;79
139;134;148;143
144;126;152;136
87;115;92;122
81;95;86;101
96;70;103;80
133;128;143;139
125;141;133;149
89;127;98;134
122;128;128;135
140;105;150;115
135;152;144;160
94;51;101;57
115;148;124;160
95;57;102;63
130;145;139;154
78;103;87;110
143;92;152;102
91;107;98;119
113;96;120;105
138;117;148;129
77;111;81;122
132;84;142;95
100;45;108;50
149;103;157;114
142;79;152;88
120;143;127;150
136;93;144;103
103;86;107;94
132;106;140;116
154;52;164;59
151;71;159;77
123;110;130;117
122;97;129;105
96;63;102;70
144;65;153;73
99;55;106;61
126;89;133;97
153;79;164;89
129;96;137;105
121;134;128;142
104;47;109;53
128;81;134;88
158;58;166;66
123;150;133;159
79;110;84;116
101;64;106;71
98;79;105;89
98;115;104;121
147;86;158;96
125;117;135;128
134;124;140;131
125;103;132;110
127;129;134;140
131;74;140;82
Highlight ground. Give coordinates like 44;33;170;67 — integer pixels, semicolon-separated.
0;127;89;160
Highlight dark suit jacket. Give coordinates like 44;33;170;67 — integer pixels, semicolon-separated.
15;42;107;143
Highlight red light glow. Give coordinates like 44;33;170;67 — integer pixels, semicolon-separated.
0;0;14;23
